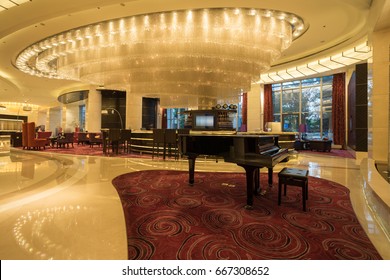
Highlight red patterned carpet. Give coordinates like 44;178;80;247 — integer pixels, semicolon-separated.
112;170;381;260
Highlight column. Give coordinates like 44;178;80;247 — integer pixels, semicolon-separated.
247;83;262;131
45;109;50;133
86;86;102;132
126;91;142;130
60;105;66;132
371;28;390;163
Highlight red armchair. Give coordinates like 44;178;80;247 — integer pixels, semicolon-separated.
22;122;46;150
56;132;74;148
37;131;52;146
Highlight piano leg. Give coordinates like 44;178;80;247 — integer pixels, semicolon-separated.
254;169;260;195
256;167;275;196
268;167;273;186
187;153;198;185
238;164;259;210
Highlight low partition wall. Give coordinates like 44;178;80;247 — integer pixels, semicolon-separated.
130;130;153;155
130;130;238;155
130;130;297;155
0;135;11;154
360;158;390;240
0;131;22;147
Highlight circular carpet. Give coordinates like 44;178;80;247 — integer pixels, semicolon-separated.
112;170;382;260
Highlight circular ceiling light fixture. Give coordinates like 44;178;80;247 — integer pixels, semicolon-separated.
16;8;305;99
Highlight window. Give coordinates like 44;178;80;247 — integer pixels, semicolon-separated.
166;108;186;129
272;75;334;139
79;105;86;131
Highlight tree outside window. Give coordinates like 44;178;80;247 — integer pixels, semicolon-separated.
271;75;334;140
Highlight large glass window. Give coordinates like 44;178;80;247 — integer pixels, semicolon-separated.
282;88;300;113
282;113;299;132
166;108;186;129
272;75;334;140
79;105;86;132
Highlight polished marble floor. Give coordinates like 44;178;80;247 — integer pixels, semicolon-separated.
0;148;389;260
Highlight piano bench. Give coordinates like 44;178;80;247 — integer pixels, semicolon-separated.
278;167;309;211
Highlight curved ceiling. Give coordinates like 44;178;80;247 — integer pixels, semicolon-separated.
0;0;388;107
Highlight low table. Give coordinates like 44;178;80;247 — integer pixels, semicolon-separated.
294;140;309;150
308;140;332;152
294;139;332;152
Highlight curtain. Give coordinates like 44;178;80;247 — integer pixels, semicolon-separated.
263;84;273;124
332;73;346;146
241;92;247;131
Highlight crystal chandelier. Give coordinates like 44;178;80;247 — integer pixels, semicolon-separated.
16;8;305;99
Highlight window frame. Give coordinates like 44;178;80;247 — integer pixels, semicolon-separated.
271;75;334;140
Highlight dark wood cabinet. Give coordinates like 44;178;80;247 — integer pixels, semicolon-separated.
182;109;236;131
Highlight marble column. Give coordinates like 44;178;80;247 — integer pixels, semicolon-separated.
60;105;67;132
125;91;142;130
371;28;390;164
45;109;50;132
86;87;102;132
247;83;262;131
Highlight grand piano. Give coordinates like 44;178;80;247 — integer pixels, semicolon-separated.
179;134;289;209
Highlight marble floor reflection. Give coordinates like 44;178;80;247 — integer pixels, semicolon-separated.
0;148;388;260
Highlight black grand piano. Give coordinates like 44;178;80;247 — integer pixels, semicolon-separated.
179;134;289;209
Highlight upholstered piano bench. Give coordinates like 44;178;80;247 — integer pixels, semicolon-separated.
278;167;309;211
